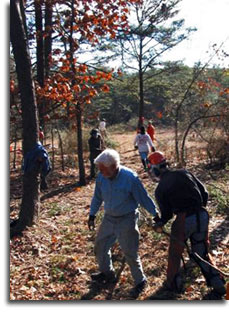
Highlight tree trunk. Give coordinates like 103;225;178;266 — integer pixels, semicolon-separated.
10;0;40;237
76;106;86;185
51;123;55;170
174;115;180;163
180;114;224;166
35;0;45;127
56;125;65;172
138;69;144;127
13;129;17;169
69;0;86;185
138;39;144;128
44;0;53;78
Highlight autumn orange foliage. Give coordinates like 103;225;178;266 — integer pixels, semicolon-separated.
28;0;142;120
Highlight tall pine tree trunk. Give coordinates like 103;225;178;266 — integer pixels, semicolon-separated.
35;0;45;127
76;104;86;185
69;0;86;185
10;0;40;237
44;0;53;78
138;39;144;129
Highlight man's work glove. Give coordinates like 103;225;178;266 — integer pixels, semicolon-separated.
88;215;96;231
134;145;138;150
152;214;164;233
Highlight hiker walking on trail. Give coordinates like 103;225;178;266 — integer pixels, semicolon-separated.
38;127;50;190
88;149;159;296
99;118;107;139
147;121;155;142
88;129;103;179
134;126;155;171
39;126;44;144
147;151;226;297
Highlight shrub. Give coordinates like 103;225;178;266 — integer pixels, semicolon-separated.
60;128;90;155
207;185;229;214
206;136;229;169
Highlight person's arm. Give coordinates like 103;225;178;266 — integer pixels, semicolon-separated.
98;136;103;151
190;173;208;206
89;180;103;216
134;135;139;149
155;187;173;225
133;135;138;146
131;176;157;216
146;134;155;151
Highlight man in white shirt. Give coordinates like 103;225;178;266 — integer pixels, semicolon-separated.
99;118;107;139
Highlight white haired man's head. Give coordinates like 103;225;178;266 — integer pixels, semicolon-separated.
94;149;120;167
94;149;120;179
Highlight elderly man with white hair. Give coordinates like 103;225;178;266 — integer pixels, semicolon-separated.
88;149;159;296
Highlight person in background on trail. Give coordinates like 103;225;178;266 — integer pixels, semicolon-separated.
134;126;155;171
147;121;155;142
88;129;102;179
39;126;44;144
87;149;159;296
147;151;226;297
23;142;51;191
99;118;107;140
38;126;50;189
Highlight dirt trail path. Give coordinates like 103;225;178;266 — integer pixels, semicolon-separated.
111;132;140;168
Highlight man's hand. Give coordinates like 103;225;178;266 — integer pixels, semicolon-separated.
88;215;96;231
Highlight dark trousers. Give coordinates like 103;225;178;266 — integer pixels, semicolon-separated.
167;210;225;293
41;174;48;190
90;158;96;178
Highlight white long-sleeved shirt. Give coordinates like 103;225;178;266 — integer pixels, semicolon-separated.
99;121;106;131
134;133;154;153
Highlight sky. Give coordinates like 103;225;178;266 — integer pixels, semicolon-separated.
162;0;229;67
77;0;229;69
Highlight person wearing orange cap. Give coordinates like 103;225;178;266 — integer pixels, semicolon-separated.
147;151;226;298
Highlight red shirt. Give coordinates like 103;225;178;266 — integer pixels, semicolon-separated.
147;125;155;141
39;130;44;141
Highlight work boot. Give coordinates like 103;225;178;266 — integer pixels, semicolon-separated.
130;279;147;297
164;274;184;293
204;290;225;300
91;271;116;284
209;276;226;296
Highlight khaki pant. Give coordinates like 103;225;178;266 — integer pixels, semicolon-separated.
94;210;146;285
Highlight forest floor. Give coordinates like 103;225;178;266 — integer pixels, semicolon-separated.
10;128;229;301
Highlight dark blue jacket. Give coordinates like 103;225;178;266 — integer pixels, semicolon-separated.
23;143;51;176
